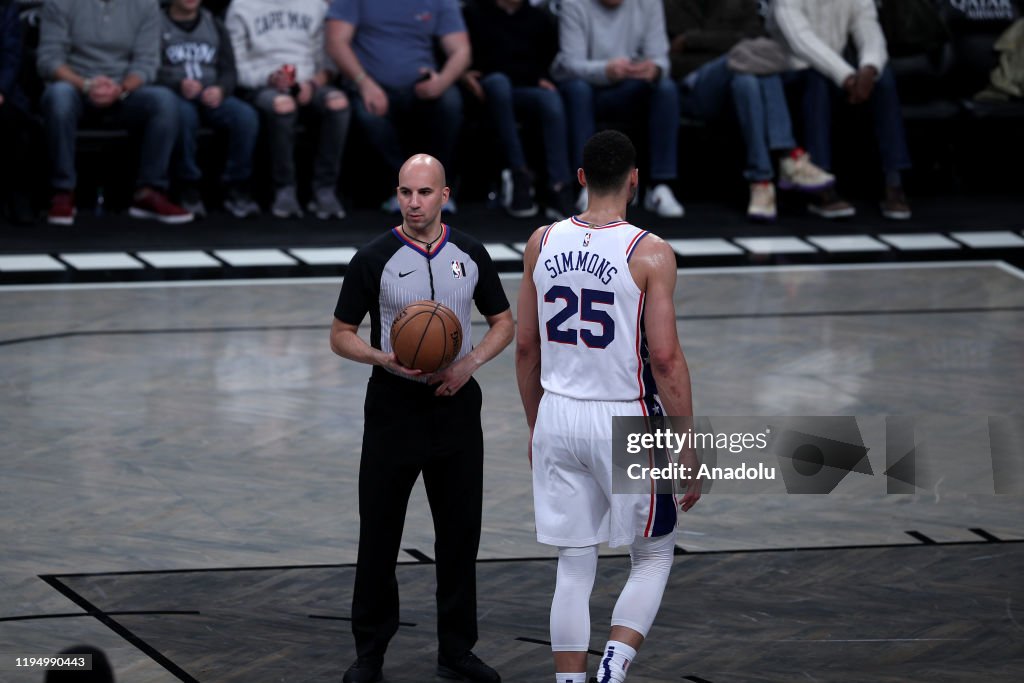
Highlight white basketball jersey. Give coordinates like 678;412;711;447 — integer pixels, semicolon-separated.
533;216;656;402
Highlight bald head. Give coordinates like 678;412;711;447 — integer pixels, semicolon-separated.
398;154;447;189
396;154;450;235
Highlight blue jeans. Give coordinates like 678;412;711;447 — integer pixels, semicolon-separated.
479;72;571;187
174;93;259;185
351;84;462;176
41;81;179;190
559;77;679;181
679;56;796;182
788;66;911;174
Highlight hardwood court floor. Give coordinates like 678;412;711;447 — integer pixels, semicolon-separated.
1;261;1022;681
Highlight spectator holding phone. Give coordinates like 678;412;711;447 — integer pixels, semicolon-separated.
227;0;350;219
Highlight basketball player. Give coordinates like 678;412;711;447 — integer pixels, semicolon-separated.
515;130;702;683
330;154;513;683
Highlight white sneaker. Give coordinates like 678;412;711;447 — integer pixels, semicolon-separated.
779;149;835;192
575;188;587;214
747;182;777;222
643;184;684;217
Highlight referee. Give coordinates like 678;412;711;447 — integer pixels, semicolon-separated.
330;154;514;683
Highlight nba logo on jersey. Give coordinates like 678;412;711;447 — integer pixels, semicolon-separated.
583;232;592;247
451;260;466;279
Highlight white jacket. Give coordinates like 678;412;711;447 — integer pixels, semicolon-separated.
226;0;328;89
770;0;889;87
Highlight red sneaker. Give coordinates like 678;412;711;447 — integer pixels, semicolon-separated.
129;188;194;224
48;191;76;226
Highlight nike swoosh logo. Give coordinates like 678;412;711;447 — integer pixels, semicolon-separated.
399;270;416;278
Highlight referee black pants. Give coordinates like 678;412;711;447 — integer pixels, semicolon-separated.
351;369;484;660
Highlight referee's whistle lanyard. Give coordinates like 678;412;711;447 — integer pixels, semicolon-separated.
401;223;441;299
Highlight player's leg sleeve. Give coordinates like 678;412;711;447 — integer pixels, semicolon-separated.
609;531;676;637
550;545;599;651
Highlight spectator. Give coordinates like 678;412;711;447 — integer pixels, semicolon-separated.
552;0;685;218
462;0;576;220
325;0;470;214
158;0;260;218
771;0;913;220
0;0;36;225
665;0;835;221
37;0;193;226
227;0;350;220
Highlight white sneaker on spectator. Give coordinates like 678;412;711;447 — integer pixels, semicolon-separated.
778;149;835;192
308;187;346;220
643;184;684;217
380;195;401;213
747;182;777;222
271;185;303;219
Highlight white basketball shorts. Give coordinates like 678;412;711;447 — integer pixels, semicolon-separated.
532;392;678;548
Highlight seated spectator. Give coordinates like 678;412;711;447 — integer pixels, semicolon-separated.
325;0;470;214
552;0;685;217
227;0;350;220
771;0;913;220
665;0;835;221
463;0;575;219
0;0;36;225
37;0;193;226
159;0;260;218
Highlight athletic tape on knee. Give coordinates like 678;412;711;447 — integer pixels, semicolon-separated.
550;545;598;651
610;532;676;637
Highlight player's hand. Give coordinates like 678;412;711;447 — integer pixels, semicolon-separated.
462;70;485;101
677;446;703;512
380;351;423;378
200;85;224;108
427;354;478;397
538;78;556;91
414;68;445;100
359;77;389;116
605;58;631;82
181;78;203;100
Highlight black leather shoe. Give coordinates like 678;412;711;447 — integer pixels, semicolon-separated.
437;651;500;682
343;656;383;683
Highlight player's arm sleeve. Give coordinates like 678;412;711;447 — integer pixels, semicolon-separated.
334;251;374;326
472;244;510;317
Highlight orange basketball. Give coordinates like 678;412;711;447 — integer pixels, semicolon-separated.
390;300;463;373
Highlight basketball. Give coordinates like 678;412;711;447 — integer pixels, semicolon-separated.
390;300;463;373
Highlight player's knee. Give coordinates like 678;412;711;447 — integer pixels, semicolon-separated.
325;91;349;111
557;545;598;583
273;95;296;115
629;532;675;578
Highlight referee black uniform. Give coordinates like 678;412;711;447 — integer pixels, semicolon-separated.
334;223;510;664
